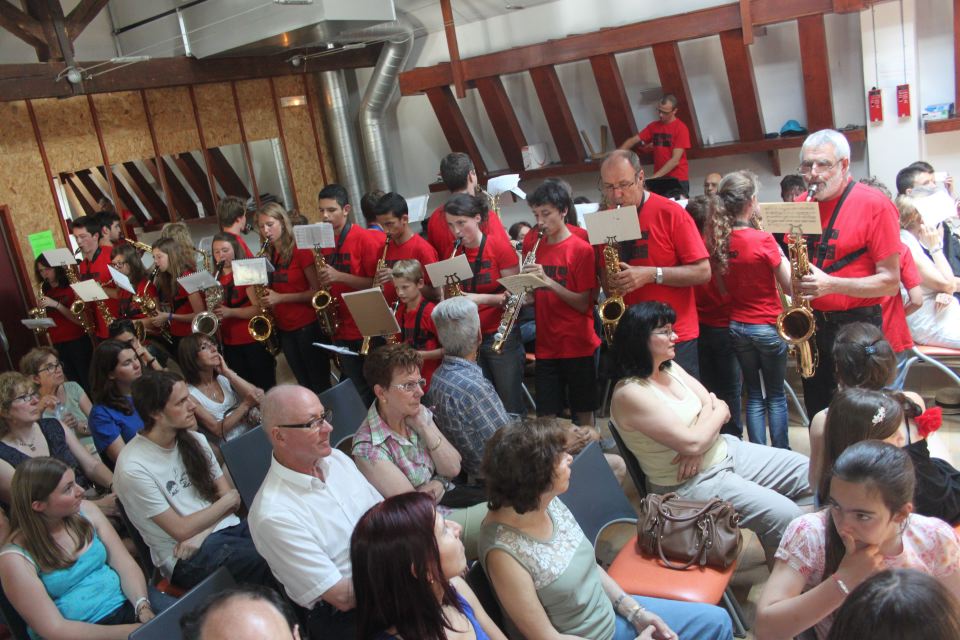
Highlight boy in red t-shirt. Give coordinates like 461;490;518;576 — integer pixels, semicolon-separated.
373;192;440;305
391;260;442;390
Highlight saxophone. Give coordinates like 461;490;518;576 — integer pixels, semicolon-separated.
27;282;49;337
492;227;544;353
311;246;339;337
191;262;223;337
775;185;819;378
63;265;95;337
359;238;392;356
248;241;278;353
443;238;465;299
597;236;626;346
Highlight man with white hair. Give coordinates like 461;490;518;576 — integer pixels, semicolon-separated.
248;384;382;639
794;129;901;416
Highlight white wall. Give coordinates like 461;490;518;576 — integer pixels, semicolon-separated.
917;0;960;182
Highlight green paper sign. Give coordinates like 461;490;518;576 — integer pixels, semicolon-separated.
28;230;56;258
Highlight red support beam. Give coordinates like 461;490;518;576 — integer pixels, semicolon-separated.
797;14;835;132
589;54;638;150
529;65;586;165
439;0;467;99
425;85;488;178
719;30;765;141
739;0;754;45
651;42;702;148
475;76;527;171
119;162;170;223
268;77;299;211
188;85;219;211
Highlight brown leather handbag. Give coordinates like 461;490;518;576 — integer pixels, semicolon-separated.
636;493;742;570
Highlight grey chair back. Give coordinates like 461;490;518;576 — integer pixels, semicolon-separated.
220;426;272;509
607;420;649;496
558;441;637;547
318;378;368;449
128;567;235;640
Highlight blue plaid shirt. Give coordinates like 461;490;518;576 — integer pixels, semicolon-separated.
425;356;510;479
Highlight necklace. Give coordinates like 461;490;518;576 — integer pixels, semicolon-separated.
13;427;38;452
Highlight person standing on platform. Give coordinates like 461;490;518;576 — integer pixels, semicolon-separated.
72;215;115;340
619;94;692;196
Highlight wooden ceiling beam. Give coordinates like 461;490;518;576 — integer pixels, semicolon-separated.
719;29;765;141
207;147;251;199
797;14;835;132
119;162;170;223
425;86;488;179
739;0;754;45
589;54;637;150
474;76;527;171
439;0;467;99
64;0;109;41
651;42;702;148
529;66;586;165
173;153;215;217
0;2;45;50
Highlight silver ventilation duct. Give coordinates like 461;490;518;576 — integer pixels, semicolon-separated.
318;68;366;212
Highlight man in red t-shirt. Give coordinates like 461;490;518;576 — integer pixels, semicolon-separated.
71;215;115;339
619;95;692;196
217;196;254;259
373;192;440;305
794;129;901;417
882;242;922;360
600;150;710;377
425;152;509;259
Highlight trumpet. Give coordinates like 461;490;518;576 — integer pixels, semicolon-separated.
191;263;223;337
492;227;543;353
311;246;339;337
248;241;279;354
443;239;465;299
598;236;626;346
359;238;392;355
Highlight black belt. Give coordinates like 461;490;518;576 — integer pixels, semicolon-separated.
813;305;881;324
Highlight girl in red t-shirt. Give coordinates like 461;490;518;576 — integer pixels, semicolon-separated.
109;243;160;336
707;170;792;448
210;232;277;392
34;256;93;392
151;238;203;357
391;260;442;390
444;193;524;415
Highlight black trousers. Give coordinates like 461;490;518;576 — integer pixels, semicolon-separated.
55;335;93;394
672;338;700;379
223;341;277;391
801;305;882;419
280;323;331;396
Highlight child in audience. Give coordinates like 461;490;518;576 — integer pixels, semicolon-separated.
392;260;442;390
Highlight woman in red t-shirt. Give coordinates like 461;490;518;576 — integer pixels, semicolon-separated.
707;170;792;449
255;202;328;395
210;232;277;393
34;256;93;393
444;193;523;415
109;243;160;336
151;237;203;359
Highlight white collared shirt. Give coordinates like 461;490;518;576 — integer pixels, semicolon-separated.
248;450;382;608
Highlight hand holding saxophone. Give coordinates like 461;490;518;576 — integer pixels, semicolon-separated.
316;261;341;288
797;264;834;300
258;287;283;308
610;263;657;293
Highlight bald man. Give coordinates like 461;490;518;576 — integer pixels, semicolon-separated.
181;585;300;640
248;385;382;640
703;172;721;197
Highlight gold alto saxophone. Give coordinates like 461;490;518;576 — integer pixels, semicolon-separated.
443;238;465;299
311;245;339;337
598;236;627;346
191;263;223;337
248;241;279;353
492;227;544;353
124;238;154;254
776;185;819;378
63;264;95;337
27;282;49;338
359;237;392;356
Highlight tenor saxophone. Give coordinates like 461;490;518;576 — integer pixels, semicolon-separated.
598;237;626;346
776;186;820;378
311;246;339;337
492;227;544;353
63;265;95;337
248;241;278;353
443;238;465;299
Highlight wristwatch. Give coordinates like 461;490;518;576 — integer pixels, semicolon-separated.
655;267;664;285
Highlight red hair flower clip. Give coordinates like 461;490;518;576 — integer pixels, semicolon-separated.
916;406;943;438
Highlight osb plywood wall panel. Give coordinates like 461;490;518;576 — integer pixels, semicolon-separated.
32;96;102;174
275;75;321;221
194;83;241;149
236;78;279;142
144;87;201;156
0;101;65;269
306;73;337;188
92;91;153;165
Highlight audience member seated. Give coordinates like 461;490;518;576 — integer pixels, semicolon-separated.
88;339;145;466
20;347;91;437
113;370;271;590
610;302;812;564
479;419;733;640
107;320;165;371
181;585;302;640
249;384;382;639
756;442;960;639
178;334;263;445
826;569;960;640
0;458;157;639
426;297;509;482
353;343;488;556
896;194;960;348
351;492;507;640
0;372;113;514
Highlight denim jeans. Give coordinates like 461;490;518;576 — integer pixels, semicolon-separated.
698;324;743;437
170;521;273;590
478;328;526;415
612;595;732;640
729;321;789;448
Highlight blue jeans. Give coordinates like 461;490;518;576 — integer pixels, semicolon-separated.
478;328;526;415
613;595;733;640
729;321;789;448
170;521;273;590
698;324;743;437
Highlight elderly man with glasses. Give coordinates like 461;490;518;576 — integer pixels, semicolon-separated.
792;129;901;417
598;149;711;376
619;94;692;195
248;384;382;640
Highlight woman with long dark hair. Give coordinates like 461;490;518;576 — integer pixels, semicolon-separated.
34;254;92;392
756;441;960;639
351;492;506;640
88;339;144;466
150;237;203;355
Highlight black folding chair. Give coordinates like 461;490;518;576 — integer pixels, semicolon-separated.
318;378;368;450
220;426;272;509
607;420;649;497
128;567;235;640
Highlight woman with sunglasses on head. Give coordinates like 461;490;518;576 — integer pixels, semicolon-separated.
178;334;263;446
352;343;488;560
0;372;112;513
20;346;91;437
33;254;93;393
109;243;158;338
88;340;144;467
150;238;203;356
210;232;277;392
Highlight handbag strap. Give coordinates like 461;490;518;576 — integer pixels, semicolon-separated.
654;518;709;570
657;496;725;523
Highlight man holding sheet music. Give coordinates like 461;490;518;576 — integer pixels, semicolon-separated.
72;214;116;339
598;150;710;376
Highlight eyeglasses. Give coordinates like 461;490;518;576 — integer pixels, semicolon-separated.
798;160;838;175
277;409;333;430
11;392;39;405
657;108;676;115
651;327;675;336
393;378;427;393
111;261;127;268
599;174;640;194
37;361;64;374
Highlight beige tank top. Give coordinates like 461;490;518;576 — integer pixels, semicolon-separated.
613;370;727;487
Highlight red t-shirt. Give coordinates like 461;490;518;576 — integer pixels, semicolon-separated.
600;192;709;342
322;225;381;341
78;247;115;338
396;299;440;389
797;181;901;312
520;224;589;253
269;247;317;332
881;243;921;353
638;118;691;180
460;234;520;336
116;280;158;320
694;274;731;328
530;234;601;359
726;228;784;325
229;232;254;259
383;233;439;304
218;271;255;346
426;205;509;259
159;272;195;338
44;284;86;343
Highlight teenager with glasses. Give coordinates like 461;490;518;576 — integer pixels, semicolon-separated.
34;254;93;392
20;346;92;437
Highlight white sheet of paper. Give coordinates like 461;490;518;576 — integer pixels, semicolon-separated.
486;174;523;198
499;274;549;295
232;258;271;286
583;206;642;245
341;288;401;337
21;318;56;329
914;189;957;227
425;253;473;287
108;265;136;295
574;202;600;228
294;223;335;249
314;342;358;357
178;271;220;294
758;202;823;235
42;248;77;267
70;280;108;302
405;194;430;223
